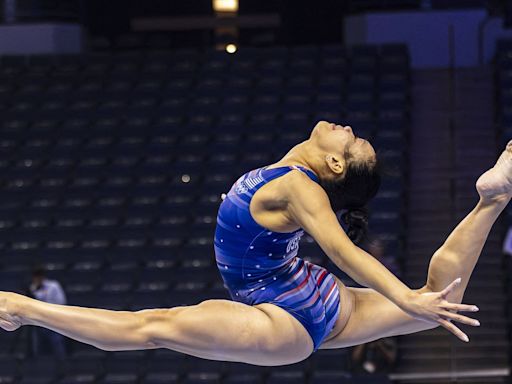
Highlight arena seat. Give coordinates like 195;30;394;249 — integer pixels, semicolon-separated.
223;372;262;384
0;43;411;383
309;371;353;384
0;356;19;383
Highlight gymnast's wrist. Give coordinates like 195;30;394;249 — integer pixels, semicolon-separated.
395;289;418;310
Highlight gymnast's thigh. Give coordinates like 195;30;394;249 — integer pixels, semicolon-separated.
160;299;314;365
318;285;437;349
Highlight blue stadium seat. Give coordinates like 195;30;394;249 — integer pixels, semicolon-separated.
0;44;410;380
353;374;392;383
58;357;104;383
19;357;59;384
146;350;188;376
0;356;19;383
308;349;350;373
266;371;305;384
223;373;262;384
142;372;180;384
309;371;352;384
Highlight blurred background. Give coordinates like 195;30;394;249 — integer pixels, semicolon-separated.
0;0;511;383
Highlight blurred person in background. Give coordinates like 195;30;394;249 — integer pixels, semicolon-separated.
367;237;402;279
351;337;397;374
29;267;67;358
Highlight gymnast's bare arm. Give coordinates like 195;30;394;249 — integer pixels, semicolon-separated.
283;170;477;329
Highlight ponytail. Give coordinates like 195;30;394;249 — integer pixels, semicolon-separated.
340;207;369;244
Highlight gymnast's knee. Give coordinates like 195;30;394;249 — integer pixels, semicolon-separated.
425;252;465;301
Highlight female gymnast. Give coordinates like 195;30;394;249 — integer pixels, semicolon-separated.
0;121;509;366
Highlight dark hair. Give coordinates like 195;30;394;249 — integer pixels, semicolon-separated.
340;208;369;244
319;158;381;212
319;158;381;243
32;266;46;278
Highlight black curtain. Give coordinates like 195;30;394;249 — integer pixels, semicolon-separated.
81;0;131;36
506;0;512;27
278;0;348;44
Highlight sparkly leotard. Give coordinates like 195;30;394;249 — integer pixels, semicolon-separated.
214;165;341;351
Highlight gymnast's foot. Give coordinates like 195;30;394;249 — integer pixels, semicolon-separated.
476;140;512;204
0;292;22;332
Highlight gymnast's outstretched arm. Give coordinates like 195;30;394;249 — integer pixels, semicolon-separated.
320;141;512;349
284;170;479;339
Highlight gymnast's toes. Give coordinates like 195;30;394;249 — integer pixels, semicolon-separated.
0;292;23;332
476;141;512;203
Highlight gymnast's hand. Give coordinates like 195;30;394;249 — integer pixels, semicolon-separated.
401;278;480;342
0;292;23;332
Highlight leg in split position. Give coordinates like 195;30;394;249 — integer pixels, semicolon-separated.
0;295;314;366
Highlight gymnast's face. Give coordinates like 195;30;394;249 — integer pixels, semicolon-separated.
310;120;376;175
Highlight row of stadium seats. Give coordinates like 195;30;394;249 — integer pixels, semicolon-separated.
0;43;409;383
0;44;409;67
0;46;409;126
0;351;390;384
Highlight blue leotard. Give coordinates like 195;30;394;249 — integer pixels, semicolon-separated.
214;165;341;351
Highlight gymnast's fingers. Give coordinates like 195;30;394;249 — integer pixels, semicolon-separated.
439;277;462;298
441;302;479;313
437;318;469;342
438;310;480;327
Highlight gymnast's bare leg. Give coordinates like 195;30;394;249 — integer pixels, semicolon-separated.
321;141;512;348
0;294;315;366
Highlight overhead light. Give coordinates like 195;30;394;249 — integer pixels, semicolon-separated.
225;44;237;53
213;0;238;12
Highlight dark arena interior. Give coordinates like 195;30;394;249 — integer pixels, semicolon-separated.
0;0;512;383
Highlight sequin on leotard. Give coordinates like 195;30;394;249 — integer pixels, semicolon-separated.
214;165;341;351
